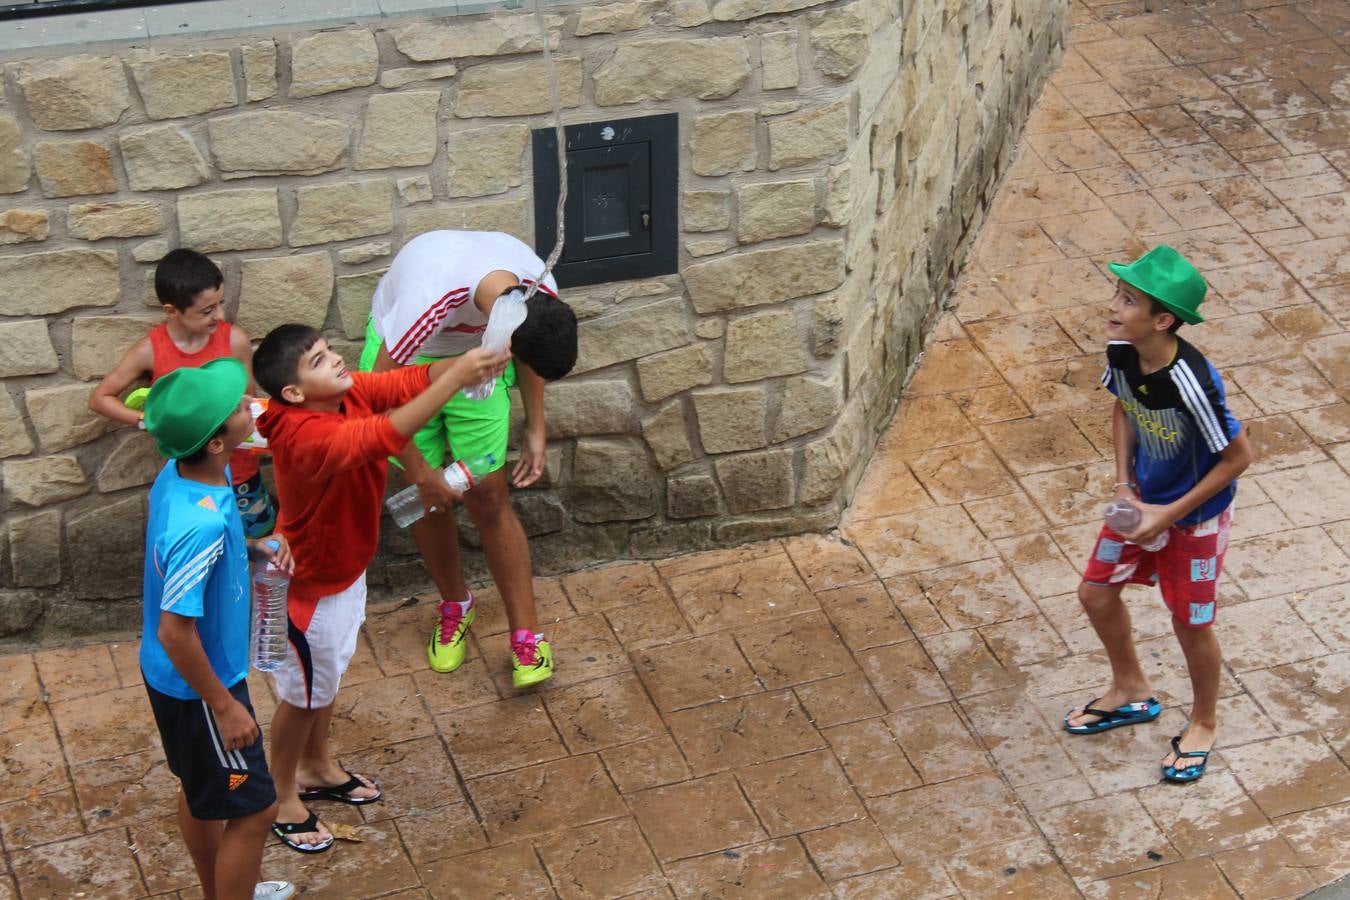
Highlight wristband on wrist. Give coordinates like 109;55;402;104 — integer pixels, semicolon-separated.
1113;481;1135;490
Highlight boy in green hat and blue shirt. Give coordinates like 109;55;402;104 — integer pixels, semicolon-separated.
1063;245;1253;783
140;358;297;900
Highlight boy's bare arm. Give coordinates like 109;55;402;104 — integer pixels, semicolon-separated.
1131;431;1253;543
157;611;258;749
89;337;155;427
1111;399;1139;499
386;347;509;438
229;324;259;394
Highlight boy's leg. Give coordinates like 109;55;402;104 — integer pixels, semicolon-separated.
463;469;538;633
1164;620;1221;770
1065;579;1157;728
268;701;329;846
177;791;224;898
214;803;277;900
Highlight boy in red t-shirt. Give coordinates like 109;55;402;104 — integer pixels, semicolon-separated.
251;323;507;853
90;249;278;538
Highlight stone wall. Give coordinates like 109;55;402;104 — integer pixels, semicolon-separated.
0;0;1068;641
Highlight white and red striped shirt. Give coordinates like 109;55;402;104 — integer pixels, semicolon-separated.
370;230;558;363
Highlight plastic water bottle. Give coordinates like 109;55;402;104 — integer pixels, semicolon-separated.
385;453;498;528
249;540;289;672
462;288;527;401
1103;499;1169;552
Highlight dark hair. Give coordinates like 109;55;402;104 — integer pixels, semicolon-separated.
254;324;323;404
1147;297;1185;333
178;422;229;465
155;249;224;312
512;292;577;381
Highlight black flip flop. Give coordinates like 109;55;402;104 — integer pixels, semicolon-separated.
272;811;334;854
297;771;382;805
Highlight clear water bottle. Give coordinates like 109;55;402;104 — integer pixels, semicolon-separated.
1103;499;1169;552
249;540;289;672
462;288;528;401
386;453;498;528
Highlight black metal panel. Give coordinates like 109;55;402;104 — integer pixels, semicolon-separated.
533;113;677;289
0;0;204;19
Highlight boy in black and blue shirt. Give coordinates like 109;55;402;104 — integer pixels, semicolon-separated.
1063;245;1253;784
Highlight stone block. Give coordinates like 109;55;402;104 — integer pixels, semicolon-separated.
809;3;870;78
380;64;457;89
712;0;831;19
687;237;734;257
566;437;658;523
594;38;751;105
290;29;378;97
636;343;714;402
446;124;529;198
13;55;130;131
4;454;89;506
737;178;817;244
387;14;562;61
72;314;158;380
242;40;278;101
641;400;694;470
513;492;567;537
768;97;850;169
208;111;348;178
667;472;720;518
691;110;757;177
335;269;387;340
236;252;334;337
8;509;61;587
723;308;810;383
528;523;630;576
0;115;31;193
0;591;43;637
715;509;836;544
574;297;691;375
576;1;660;35
128;49;237;119
823;141;871;228
542;379;637;438
695;319;725;339
0;389;34;459
397;176;433;204
685;239;845;313
0;209;48;245
67;201;163;241
133;239;169;263
773;368;842;441
119;125;210;191
682;190;731;233
26;382;116;452
34;140;115;198
714;448;795;512
760;31;800;90
403;198;531;243
630;520;713;557
668;0;713;26
68;494;144;599
455;58;583;117
96;429;163;493
693;386;767;453
291;178;393;247
338;242;391;265
0;249;118;316
356;91;441;170
178;188;282;253
0;321;58;376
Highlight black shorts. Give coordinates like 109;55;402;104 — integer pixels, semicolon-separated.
145;677;277;821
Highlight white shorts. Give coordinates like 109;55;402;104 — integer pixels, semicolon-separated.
271;573;367;709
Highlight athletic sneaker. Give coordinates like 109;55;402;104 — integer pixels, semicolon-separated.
428;597;476;673
510;629;554;689
254;881;297;900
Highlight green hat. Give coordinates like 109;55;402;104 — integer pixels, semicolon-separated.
1108;244;1207;325
144;358;247;458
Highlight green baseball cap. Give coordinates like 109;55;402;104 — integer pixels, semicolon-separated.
144;358;247;459
1108;244;1207;325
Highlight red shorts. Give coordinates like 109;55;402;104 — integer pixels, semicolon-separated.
1081;507;1232;628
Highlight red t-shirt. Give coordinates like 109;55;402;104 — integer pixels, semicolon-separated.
256;367;431;630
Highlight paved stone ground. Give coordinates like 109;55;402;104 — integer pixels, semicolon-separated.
2;0;1349;897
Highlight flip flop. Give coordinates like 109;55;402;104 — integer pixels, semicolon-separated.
272;811;334;854
1063;696;1162;734
297;771;382;805
1162;734;1211;783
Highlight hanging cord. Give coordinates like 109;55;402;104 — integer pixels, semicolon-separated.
522;0;567;303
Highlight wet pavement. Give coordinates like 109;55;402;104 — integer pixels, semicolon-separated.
2;0;1349;896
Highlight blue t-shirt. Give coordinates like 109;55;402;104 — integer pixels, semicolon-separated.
1101;338;1241;525
139;460;251;700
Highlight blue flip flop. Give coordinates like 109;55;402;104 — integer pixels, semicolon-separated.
1063;696;1162;734
1162;734;1210;783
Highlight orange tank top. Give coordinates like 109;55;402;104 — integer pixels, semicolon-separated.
147;322;259;482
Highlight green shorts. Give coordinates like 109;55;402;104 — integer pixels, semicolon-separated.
358;316;514;472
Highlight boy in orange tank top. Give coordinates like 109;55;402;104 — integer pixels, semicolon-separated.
90;249;278;537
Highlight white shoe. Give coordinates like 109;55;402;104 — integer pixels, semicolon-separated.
254;881;297;900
